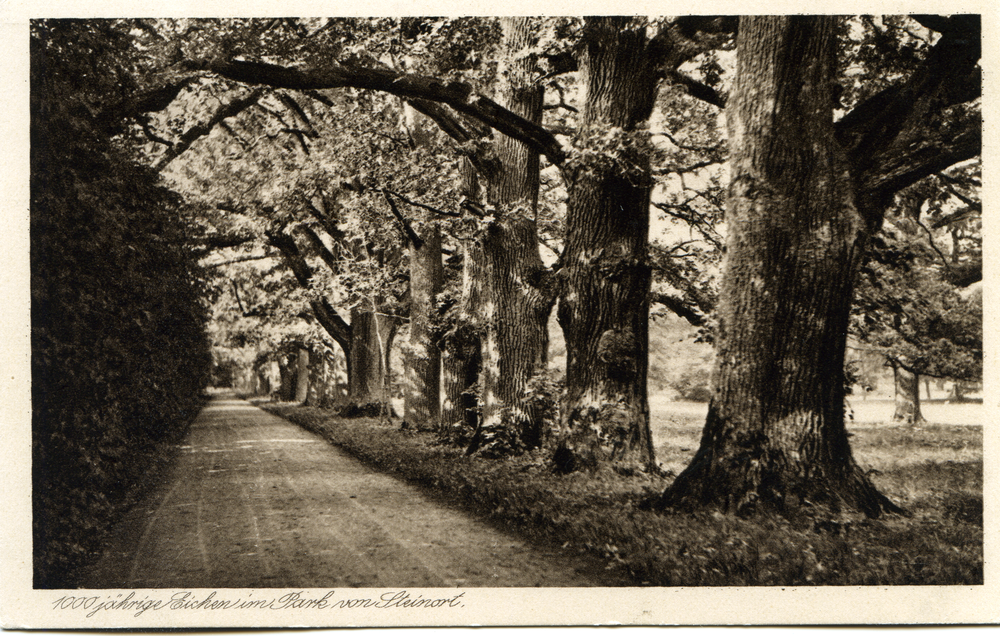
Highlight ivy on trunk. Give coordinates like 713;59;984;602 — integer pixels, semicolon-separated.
556;17;658;471
470;17;557;456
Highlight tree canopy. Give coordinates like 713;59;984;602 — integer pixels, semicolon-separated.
29;18;983;590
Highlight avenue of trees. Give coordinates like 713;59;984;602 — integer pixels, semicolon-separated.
31;14;981;582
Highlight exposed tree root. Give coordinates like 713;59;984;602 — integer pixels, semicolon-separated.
659;453;905;519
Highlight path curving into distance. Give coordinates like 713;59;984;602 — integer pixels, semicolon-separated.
76;393;617;588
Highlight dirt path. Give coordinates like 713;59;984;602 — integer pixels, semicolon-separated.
76;393;615;588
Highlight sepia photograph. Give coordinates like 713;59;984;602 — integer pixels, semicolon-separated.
2;3;995;628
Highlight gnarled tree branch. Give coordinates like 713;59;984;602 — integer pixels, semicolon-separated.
381;190;424;249
266;228;352;349
650;291;708;327
184;56;568;166
836;15;981;220
153;88;265;171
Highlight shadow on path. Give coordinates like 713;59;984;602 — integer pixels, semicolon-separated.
76;392;611;588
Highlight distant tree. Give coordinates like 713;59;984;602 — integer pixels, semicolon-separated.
852;166;982;423
155;70;448;414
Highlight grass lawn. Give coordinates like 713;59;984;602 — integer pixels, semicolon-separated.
649;396;982;503
260;397;982;586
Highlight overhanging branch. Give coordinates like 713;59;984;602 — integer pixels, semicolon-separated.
266;227;352;348
382;188;461;218
838;15;981;218
205;253;276;268
153;88;265;171
404;99;501;177
381;190;424;248
190;231;259;252
650;291;708;327
98;73;201;132
666;69;727;109
188;56;568;166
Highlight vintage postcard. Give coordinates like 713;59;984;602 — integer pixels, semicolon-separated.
2;0;997;628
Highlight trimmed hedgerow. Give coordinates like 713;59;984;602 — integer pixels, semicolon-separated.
264;403;982;586
31;21;212;588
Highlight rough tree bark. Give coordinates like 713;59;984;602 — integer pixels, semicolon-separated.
138;18;734;459
555;17;657;471
441;159;484;437
471;17;556;454
387;105;445;431
268;223;402;413
402;217;443;429
441;342;480;433
660;16;900;517
266;228;352;358
306;349;348;407
347;306;397;410
278;353;299;401
294;347;310;402
891;362;926;424
306;351;329;406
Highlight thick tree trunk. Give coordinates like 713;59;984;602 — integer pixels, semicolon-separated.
307;350;348;407
265;227;355;404
556;17;656;471
347;307;397;410
441;161;484;438
252;366;267;397
439;351;462;429
891;363;925;424
294;347;310;402
277;355;296;401
457;237;488;448
305;353;326;406
480;219;553;449
472;17;556;454
952;381;967;401
403;222;443;429
261;359;281;399
442;348;480;429
660;16;900;517
390;100;445;431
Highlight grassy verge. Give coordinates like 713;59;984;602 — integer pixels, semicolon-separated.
261;402;982;586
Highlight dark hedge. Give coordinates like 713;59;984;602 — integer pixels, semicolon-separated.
30;21;212;588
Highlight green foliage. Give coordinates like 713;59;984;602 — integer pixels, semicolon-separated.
837;16;934;112
31;20;212;587
852;171;983;382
